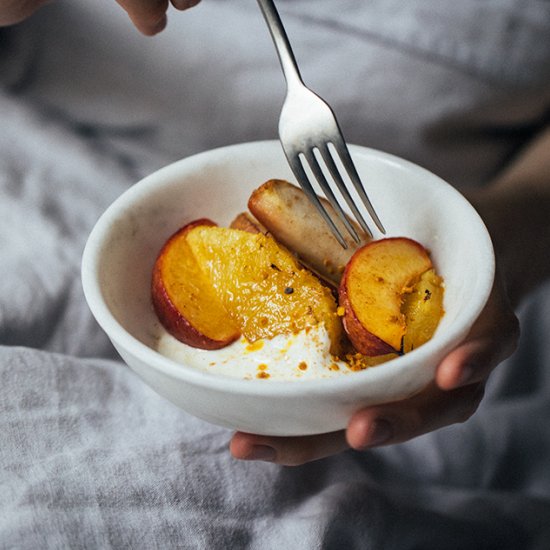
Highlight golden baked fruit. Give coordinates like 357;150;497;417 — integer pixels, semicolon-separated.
152;180;445;366
152;221;342;352
338;237;444;356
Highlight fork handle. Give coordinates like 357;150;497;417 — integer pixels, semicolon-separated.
257;0;304;89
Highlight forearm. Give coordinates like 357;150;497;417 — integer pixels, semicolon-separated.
464;126;550;307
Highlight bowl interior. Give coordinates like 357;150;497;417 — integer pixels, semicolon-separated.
82;141;494;404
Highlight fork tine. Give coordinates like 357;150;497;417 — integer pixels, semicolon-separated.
301;148;361;243
317;143;374;238
284;152;349;248
331;136;386;234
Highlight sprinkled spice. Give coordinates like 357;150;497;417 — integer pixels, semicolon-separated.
343;352;396;371
344;353;365;371
284;286;294;294
256;371;270;379
424;289;432;301
298;361;308;371
246;340;265;352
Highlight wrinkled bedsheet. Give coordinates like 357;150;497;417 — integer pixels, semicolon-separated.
1;1;550;548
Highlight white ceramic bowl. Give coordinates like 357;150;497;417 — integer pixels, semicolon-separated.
81;141;494;436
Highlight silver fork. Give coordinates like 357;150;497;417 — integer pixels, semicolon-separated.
257;0;385;247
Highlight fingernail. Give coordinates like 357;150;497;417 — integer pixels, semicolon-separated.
457;363;475;387
173;0;200;9
150;14;167;34
246;445;276;462
367;419;393;447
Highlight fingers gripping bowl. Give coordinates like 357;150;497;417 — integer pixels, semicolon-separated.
81;141;495;436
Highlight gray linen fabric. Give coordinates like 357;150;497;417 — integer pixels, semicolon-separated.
1;1;550;548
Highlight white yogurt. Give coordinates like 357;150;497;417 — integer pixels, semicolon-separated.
156;325;355;381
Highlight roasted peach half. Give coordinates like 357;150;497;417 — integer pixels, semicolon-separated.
152;221;342;352
338;237;444;356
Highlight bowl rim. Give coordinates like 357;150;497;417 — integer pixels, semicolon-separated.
81;140;495;398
